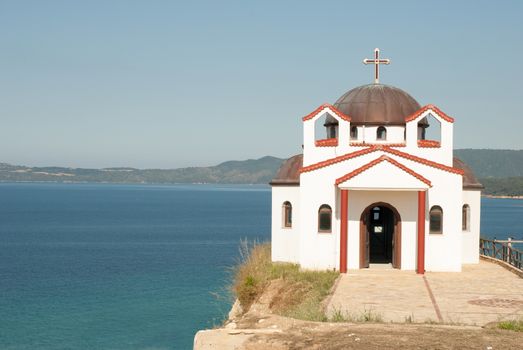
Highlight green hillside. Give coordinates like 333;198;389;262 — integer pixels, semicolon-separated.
454;149;523;178
453;149;523;196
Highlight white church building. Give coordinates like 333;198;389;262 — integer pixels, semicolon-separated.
270;49;483;273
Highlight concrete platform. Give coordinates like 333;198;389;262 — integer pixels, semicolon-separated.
326;260;523;325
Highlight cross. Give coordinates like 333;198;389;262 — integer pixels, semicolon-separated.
363;48;390;84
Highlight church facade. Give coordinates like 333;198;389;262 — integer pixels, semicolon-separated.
270;50;483;273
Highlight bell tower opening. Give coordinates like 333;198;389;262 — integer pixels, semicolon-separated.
314;113;339;145
418;113;441;144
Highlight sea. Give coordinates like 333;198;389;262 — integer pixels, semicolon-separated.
0;183;522;350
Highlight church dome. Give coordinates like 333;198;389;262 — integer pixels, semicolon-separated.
333;84;421;125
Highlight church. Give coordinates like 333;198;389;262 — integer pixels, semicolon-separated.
270;49;483;273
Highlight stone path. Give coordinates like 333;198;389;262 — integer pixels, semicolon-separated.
326;260;523;325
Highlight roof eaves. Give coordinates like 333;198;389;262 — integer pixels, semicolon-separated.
405;104;455;123
334;155;432;187
302;103;351;122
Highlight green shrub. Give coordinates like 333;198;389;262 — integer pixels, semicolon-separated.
498;319;523;332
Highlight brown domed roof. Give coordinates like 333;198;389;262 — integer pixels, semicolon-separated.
333;84;421;125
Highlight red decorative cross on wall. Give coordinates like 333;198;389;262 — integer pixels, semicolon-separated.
363;48;390;84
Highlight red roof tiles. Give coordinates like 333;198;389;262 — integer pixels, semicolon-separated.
299;147;376;173
405;104;454;123
418;140;441;148
335;155;432;187
302;103;351;122
315;138;338;147
383;147;463;175
350;142;406;147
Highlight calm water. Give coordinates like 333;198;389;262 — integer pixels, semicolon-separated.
0;183;522;350
0;183;270;350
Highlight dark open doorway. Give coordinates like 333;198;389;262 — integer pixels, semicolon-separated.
368;206;394;263
360;202;401;269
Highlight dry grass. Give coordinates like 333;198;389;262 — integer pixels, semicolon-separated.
328;306;383;323
231;240;339;321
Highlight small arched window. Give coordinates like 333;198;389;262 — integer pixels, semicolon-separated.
318;204;332;233
429;206;443;234
350;126;358;140
282;201;292;228
462;204;470;231
377;126;387;140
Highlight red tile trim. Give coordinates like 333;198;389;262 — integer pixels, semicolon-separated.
418;140;441;148
299;146;376;173
350;142;406;147
405;104;455;123
315;138;338;147
302;103;351;122
383;147;464;175
300;145;464;175
335;155;432;187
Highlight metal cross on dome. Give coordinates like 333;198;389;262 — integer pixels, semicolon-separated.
363;48;390;84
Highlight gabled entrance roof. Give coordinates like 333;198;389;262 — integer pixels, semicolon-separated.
336;155;431;190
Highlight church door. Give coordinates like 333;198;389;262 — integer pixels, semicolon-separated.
360;203;401;269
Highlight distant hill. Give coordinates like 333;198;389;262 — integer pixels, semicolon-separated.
454;149;523;178
0;156;285;185
453;149;523;196
1;150;522;194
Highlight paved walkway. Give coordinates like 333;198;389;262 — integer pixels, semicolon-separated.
326;260;523;325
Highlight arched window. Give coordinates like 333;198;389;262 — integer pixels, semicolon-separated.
282;201;292;228
462;204;470;231
377;126;387;140
350;126;358;140
318;204;332;233
429;206;443;234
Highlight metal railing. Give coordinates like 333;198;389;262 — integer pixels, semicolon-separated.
480;238;522;270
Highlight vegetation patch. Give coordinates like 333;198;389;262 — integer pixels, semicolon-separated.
328;306;383;323
232;241;339;321
498;319;523;332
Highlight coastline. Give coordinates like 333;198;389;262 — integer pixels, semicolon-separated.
482;194;523;200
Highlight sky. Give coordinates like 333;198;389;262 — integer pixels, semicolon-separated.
1;0;522;169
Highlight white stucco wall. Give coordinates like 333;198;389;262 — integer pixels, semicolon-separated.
359;125;405;144
271;186;300;263
297;180;339;270
424;169;463;272
461;190;481;264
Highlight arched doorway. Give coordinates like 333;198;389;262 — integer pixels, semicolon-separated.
360;202;401;269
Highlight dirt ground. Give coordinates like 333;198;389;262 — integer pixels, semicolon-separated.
243;320;523;350
195;311;523;350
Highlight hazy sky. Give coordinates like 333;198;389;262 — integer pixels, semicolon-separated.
1;0;522;168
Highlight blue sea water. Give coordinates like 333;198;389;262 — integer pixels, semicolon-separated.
480;197;523;244
0;183;522;350
0;183;270;350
